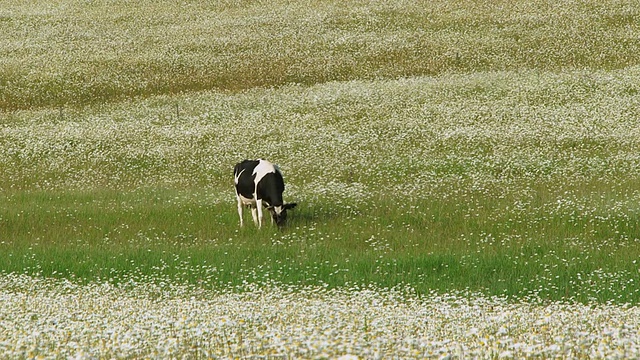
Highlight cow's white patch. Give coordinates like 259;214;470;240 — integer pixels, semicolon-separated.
252;159;278;184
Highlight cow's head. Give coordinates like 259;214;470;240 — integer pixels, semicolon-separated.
267;202;297;227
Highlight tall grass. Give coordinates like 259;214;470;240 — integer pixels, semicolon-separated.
1;0;640;304
2;177;639;303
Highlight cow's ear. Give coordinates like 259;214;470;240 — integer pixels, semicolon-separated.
284;203;297;210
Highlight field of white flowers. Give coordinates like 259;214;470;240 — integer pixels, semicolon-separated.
2;0;640;357
2;0;638;110
3;68;640;193
1;274;639;359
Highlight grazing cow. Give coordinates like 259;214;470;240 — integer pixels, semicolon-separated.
234;159;297;228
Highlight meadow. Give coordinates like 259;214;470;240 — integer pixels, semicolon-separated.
1;0;640;357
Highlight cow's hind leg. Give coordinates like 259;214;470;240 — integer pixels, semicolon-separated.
251;206;259;227
255;199;264;228
236;196;244;227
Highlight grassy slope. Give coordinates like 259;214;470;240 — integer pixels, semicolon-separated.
1;0;640;303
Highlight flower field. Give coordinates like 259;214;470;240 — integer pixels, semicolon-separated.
1;274;639;359
1;0;640;358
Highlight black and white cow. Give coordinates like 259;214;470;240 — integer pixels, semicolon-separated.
234;159;297;228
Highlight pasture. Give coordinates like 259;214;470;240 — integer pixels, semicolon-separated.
1;0;639;357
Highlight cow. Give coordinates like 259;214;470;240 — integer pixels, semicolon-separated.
233;159;297;228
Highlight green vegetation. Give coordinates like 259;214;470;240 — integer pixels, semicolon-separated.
1;0;639;304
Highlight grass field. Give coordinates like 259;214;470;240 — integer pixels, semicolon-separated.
1;0;640;357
